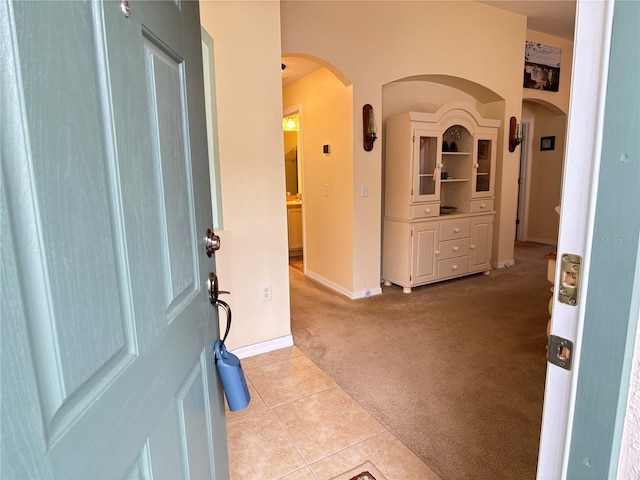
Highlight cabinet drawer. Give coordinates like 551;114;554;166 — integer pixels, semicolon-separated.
440;218;470;241
438;257;469;279
438;238;469;260
470;199;493;213
411;203;439;219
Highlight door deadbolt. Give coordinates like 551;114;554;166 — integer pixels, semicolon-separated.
204;228;221;257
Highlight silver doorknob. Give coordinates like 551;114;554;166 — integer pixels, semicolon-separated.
204;228;221;257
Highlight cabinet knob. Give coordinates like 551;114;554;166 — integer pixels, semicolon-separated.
435;250;440;255
481;203;486;208
470;244;476;249
452;264;458;270
474;163;479;168
425;208;431;213
438;163;444;168
454;227;460;233
453;246;459;252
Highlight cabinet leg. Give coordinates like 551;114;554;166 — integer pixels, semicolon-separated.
383;280;392;287
483;270;491;276
402;286;412;294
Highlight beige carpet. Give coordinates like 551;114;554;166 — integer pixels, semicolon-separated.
290;242;552;480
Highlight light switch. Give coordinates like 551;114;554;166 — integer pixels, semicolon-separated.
361;184;369;197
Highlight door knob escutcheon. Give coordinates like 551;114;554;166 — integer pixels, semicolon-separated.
204;228;221;257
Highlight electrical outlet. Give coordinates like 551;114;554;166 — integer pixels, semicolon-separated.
261;283;272;301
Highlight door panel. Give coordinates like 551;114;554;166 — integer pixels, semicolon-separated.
412;223;438;284
1;1;228;478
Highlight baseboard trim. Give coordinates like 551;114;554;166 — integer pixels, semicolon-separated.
231;334;294;359
352;287;383;299
304;270;353;298
492;259;515;268
304;270;382;299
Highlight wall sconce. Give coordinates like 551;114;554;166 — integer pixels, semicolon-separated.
508;116;523;152
363;104;377;151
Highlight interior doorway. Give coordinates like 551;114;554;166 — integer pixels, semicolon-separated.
516;120;533;240
283;107;304;272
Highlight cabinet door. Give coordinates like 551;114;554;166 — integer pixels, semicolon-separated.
412;129;441;203
469;215;494;271
472;137;496;197
411;222;438;284
287;205;303;251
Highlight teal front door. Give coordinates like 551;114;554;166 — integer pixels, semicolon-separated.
1;1;229;478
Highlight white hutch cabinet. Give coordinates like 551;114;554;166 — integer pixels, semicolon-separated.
382;102;500;293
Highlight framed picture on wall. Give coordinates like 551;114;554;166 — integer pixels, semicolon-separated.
540;136;555;151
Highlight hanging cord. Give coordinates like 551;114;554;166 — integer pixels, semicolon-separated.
215;298;231;347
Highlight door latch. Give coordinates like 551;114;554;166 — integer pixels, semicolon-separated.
548;335;573;370
558;253;581;306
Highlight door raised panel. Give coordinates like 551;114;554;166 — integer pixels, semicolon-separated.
8;0;136;441
175;349;217;479
143;34;198;319
1;1;228;478
412;223;438;283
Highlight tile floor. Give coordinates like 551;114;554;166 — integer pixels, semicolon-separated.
225;346;441;480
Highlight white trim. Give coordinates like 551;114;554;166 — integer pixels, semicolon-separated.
492;259;515;269
304;270;382;299
231;335;294;360
352;286;383;300
536;1;615;478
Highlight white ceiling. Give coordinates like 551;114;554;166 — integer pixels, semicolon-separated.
281;0;576;87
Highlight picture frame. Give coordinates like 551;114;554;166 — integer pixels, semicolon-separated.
540;136;555;151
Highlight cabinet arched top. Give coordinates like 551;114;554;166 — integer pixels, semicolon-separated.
403;101;501;130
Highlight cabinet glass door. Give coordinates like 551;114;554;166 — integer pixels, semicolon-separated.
412;130;440;202
474;138;493;195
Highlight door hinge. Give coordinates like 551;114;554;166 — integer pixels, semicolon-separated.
558;253;582;306
547;335;573;370
409;274;412;281
410;228;414;237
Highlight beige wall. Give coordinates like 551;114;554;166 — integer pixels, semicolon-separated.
197;0;575;349
522;101;566;244
199;1;291;351
283;68;355;293
523;30;574;115
281;0;526;282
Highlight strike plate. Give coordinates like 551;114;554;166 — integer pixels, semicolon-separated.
548;335;573;370
558;253;582;306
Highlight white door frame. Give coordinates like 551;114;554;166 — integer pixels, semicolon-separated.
516;119;534;241
283;105;305;270
536;1;615;478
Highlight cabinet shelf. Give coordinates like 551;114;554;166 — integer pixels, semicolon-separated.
442;178;469;183
442;151;470;156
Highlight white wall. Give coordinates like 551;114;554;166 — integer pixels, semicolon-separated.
199;1;291;351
